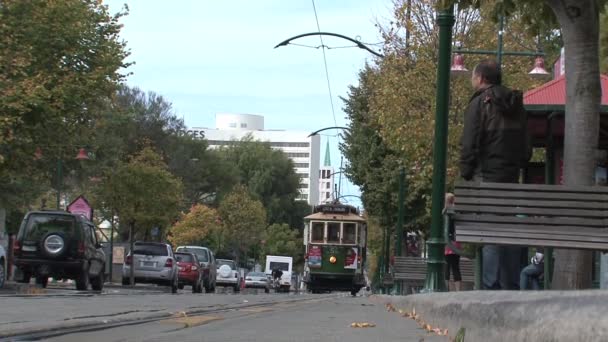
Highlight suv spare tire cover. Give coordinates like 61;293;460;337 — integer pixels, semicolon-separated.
219;265;231;278
41;232;68;259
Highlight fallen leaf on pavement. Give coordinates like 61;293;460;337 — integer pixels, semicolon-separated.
350;322;377;328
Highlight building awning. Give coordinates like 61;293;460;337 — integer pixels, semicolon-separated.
524;75;608;112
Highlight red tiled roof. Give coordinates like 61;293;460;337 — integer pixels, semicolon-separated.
524;75;608;106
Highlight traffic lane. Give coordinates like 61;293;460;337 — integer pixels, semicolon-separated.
0;289;320;339
50;296;447;342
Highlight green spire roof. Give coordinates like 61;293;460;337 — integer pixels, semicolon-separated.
324;141;331;167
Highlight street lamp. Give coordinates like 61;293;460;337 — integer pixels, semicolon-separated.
450;15;549;79
34;146;90;209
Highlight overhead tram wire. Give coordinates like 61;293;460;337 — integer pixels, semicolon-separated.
311;0;338;127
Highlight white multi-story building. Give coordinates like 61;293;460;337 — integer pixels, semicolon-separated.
318;141;335;204
188;114;320;204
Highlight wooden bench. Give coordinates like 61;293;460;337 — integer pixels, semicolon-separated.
447;181;608;289
392;256;474;294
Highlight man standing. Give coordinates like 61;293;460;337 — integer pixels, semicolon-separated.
459;60;530;290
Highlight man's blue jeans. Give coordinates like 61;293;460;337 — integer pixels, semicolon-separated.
520;263;543;290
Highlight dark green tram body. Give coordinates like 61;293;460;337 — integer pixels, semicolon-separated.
303;203;367;294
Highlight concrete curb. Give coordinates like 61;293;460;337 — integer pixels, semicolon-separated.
376;290;608;342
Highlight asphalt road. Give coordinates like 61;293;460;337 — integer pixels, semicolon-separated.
43;295;445;342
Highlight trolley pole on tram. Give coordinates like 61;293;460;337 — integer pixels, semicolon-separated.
422;4;453;293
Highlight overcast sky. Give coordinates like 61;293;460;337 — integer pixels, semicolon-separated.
104;0;392;208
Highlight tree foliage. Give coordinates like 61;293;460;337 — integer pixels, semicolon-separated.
169;204;221;247
220;137;305;227
0;0;130;217
216;185;267;263
260;223;303;269
95;147;183;240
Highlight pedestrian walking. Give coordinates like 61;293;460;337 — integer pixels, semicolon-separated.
520;248;544;290
459;60;531;290
444;193;462;291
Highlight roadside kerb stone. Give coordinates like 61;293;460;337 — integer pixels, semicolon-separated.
376;290;608;342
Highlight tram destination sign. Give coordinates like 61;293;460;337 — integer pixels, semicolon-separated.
316;204;354;215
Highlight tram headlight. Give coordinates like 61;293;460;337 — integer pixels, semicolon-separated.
329;256;337;264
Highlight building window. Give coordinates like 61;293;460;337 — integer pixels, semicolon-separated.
240;123;247;128
326;193;330;199
270;142;310;148
326;183;330;189
286;152;310;158
229;122;237;128
299;184;308;189
293;163;309;168
297;173;309;179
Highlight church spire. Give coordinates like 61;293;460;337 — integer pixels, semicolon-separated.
323;141;331;167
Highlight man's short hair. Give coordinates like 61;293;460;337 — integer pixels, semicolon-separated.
473;60;501;85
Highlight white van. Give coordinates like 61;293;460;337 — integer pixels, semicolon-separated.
265;255;292;292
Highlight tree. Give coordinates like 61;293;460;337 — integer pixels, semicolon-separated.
217;185;267;265
221;137;303;227
169;204;221;247
260;223;303;270
95;147;183;284
449;0;607;289
0;0;129;216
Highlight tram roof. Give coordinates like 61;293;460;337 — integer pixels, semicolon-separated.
304;211;366;222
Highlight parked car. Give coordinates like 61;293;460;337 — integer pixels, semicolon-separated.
13;211;106;291
175;252;203;293
122;241;178;293
216;259;241;292
0;244;6;289
175;246;216;292
244;271;269;293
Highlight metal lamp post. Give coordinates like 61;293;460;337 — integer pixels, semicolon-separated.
422;5;454;293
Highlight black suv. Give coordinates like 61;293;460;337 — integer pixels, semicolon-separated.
13;211;106;291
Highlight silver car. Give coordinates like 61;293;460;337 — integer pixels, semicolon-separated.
122;242;178;293
245;271;270;293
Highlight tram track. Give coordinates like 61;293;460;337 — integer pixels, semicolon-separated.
0;293;340;341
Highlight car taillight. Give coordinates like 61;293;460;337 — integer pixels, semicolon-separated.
165;259;173;268
77;242;85;256
357;255;362;262
13;241;21;256
125;255;132;265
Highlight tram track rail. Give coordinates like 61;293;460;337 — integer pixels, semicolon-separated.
0;293;340;341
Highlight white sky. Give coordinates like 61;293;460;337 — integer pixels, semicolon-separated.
103;0;393;208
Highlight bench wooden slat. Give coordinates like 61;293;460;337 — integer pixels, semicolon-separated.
455;204;608;218
456;226;608;244
455;189;607;202
456;197;608;210
456;235;608;250
452;214;606;227
456;223;608;238
456;181;608;194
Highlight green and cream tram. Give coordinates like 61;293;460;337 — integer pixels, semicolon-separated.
303;202;366;295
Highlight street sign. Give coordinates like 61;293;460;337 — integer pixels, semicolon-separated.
67;195;93;221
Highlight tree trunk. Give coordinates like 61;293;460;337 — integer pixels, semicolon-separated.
547;0;601;289
129;221;135;286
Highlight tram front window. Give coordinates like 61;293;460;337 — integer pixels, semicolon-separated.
311;222;324;242
327;222;340;243
342;223;356;244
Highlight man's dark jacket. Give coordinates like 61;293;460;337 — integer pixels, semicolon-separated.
459;84;531;182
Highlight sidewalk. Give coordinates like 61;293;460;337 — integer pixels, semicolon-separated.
377;290;608;342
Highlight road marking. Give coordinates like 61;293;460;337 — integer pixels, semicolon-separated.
161;315;223;328
239;307;273;313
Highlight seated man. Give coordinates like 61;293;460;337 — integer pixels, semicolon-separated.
520;248;544;290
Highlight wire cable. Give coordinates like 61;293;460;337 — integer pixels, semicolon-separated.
311;0;338;127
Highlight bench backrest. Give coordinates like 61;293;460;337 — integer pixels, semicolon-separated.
393;256;474;283
451;182;608;249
